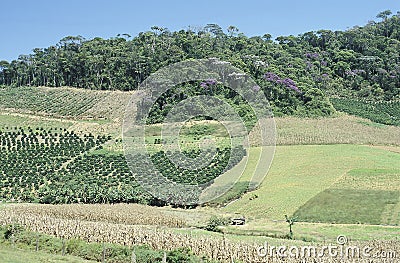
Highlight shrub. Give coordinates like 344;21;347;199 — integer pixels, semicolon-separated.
205;216;231;232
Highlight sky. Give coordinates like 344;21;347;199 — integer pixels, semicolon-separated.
1;0;400;62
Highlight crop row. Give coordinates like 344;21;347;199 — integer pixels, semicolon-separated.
331;98;400;126
0;86;105;117
151;147;246;185
0;127;246;205
5;203;185;227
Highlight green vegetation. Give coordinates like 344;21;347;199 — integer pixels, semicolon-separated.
0;86;133;123
293;168;400;225
293;188;400;225
225;145;400;221
0;244;97;263
0;225;209;263
0;125;246;206
141;81;262;130
206;181;251;207
0;127;131;204
204;216;231;232
331;98;400;125
3;11;400;117
49;153;151;204
0;10;400;261
181;123;221;137
284;215;298;239
151;146;246;185
0;113;73;130
223;218;400;242
336;168;400;191
274;115;400;146
0;87;104;117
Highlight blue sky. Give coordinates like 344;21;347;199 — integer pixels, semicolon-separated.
1;0;399;62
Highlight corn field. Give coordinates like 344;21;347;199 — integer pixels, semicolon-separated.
249;115;400;147
0;206;398;262
3;203;185;228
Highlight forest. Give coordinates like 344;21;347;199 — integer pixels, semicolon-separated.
0;11;399;117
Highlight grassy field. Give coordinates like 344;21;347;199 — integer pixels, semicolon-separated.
224;145;400;220
0;112;73;130
217;144;400;243
293;168;400;225
294;188;399;225
0;244;97;263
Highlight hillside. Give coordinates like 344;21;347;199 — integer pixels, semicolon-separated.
1;86;400;145
1;11;399;121
0;86;399;262
0;86;399;206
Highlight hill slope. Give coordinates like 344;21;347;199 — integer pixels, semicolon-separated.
1;11;399;120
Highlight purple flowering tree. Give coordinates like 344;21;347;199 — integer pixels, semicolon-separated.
305;52;319;59
199;79;218;96
199;78;217;88
200;82;208;88
263;72;301;93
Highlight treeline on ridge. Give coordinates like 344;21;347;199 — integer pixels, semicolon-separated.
0;10;399;117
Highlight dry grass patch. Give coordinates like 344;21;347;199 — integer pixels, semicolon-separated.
275;115;400;146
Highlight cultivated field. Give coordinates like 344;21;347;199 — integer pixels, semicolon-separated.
1;86;399;262
275;114;400;146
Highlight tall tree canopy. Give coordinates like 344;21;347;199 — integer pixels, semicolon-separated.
0;11;399;116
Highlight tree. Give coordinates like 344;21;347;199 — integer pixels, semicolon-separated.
377;10;392;37
227;25;239;37
0;60;10;85
2;15;400;110
262;33;272;41
204;24;224;37
285;215;298;239
377;10;392;21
